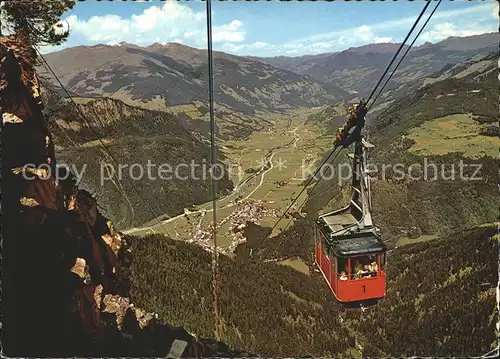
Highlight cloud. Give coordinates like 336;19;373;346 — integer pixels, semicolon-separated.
252;41;268;49
66;14;131;43
371;3;496;32
220;41;270;54
221;24;392;56
418;22;492;43
374;36;393;44
354;25;376;42
493;1;499;19
222;40;331;56
294;3;495;45
235;3;496;56
269;23;388;54
213;20;245;43
294;25;379;53
39;0;496;57
54;1;244;49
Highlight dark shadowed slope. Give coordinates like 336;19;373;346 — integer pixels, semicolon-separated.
348;224;498;357
127;223;498;358
1;36;249;358
43;89;233;229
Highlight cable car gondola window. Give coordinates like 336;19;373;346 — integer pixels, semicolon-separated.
321;236;328;256
351;254;379;279
337;257;348;278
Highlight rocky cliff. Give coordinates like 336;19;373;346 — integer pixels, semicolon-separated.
0;35;251;357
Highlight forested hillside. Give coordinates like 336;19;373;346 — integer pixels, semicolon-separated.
43;90;234;228
349;224;498;357
305;67;498;244
4;0;497;356
126;224;498;357
127;233;355;358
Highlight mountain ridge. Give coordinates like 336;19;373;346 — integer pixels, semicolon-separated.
248;32;498;96
247;33;497;64
38;42;350;116
39;33;497;117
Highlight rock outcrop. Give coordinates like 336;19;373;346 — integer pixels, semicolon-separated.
0;35;252;357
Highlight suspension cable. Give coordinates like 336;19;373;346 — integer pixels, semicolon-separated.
258;140;353;262
205;0;220;342
368;0;442;111
258;148;348;262
35;48;175;237
241;0;436;268
258;0;433;243
366;0;432;106
239;145;343;267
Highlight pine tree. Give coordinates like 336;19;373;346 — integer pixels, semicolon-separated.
1;0;75;47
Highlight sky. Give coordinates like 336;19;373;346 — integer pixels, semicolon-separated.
19;0;500;56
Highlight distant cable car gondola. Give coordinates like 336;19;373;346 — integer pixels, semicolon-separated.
314;101;387;303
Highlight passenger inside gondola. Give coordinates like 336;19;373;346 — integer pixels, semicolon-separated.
337;257;349;280
353;259;365;279
351;255;378;279
369;259;378;276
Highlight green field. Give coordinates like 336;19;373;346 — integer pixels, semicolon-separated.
406;114;498;158
396;234;439;247
125;109;334;250
127;106;498;253
277;257;310;275
72;96;97;104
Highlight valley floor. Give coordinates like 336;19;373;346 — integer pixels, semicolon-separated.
118;98;497;357
123;108;335;255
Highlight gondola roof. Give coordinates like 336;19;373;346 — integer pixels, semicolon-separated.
316;218;386;256
331;234;386;256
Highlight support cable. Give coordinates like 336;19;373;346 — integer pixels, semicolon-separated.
369;0;443;111
258;148;347;262
366;0;432;106
205;0;220;342
248;0;434;259
244;0;436;266
239;145;343;267
35;48;175;237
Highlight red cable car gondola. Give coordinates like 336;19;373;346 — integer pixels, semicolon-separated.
314;101;387;303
